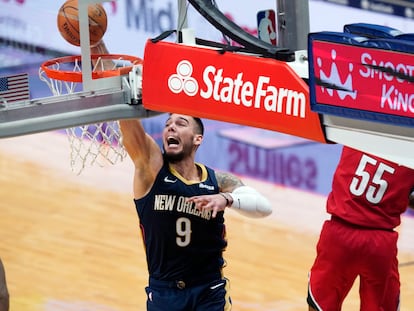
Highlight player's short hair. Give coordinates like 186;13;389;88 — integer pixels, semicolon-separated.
167;113;204;135
193;117;204;136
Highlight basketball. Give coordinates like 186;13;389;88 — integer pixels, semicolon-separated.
57;0;107;47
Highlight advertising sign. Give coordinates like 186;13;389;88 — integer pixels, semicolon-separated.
309;37;414;126
142;40;327;143
318;0;414;20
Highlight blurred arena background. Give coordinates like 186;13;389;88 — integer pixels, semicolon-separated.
1;1;414;310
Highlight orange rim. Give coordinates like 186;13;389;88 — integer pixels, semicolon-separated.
41;54;143;83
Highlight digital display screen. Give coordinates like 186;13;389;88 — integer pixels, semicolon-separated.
320;0;414;19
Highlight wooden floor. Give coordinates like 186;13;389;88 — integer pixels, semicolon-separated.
1;132;414;311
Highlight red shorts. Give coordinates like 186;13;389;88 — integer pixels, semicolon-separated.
307;218;400;311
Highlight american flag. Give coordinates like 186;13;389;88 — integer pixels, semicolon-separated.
0;73;30;104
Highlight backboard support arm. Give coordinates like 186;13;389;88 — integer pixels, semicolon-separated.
0;89;160;139
276;0;310;51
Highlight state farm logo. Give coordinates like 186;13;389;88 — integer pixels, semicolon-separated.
167;59;307;118
168;60;198;96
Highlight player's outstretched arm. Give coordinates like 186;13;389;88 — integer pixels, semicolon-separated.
218;171;273;218
187;171;272;218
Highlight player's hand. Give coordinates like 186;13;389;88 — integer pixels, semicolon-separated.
90;40;108;54
186;194;228;218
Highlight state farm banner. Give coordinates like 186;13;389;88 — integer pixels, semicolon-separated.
309;34;414;126
142;40;326;143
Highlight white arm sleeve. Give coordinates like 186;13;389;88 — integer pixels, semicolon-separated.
228;186;273;218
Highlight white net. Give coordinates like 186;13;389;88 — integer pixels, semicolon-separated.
38;55;134;175
65;122;126;174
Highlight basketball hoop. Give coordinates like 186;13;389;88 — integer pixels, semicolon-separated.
39;54;142;174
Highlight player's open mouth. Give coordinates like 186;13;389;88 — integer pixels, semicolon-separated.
167;137;179;146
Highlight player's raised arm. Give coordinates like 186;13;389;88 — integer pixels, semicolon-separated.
90;40;163;198
119;119;163;199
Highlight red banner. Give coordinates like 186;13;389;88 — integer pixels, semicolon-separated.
142;40;326;143
311;40;414;119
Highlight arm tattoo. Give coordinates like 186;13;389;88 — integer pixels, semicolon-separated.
216;171;244;192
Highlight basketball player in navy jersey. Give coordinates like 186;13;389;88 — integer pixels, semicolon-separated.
307;146;414;311
119;114;272;311
0;259;9;311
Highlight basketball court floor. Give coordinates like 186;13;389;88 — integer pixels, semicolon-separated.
1;130;414;311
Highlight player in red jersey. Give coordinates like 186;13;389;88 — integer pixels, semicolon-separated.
307;145;414;311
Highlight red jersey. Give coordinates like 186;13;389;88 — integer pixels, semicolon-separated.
327;146;414;230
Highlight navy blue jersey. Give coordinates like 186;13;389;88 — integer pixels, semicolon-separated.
134;161;227;282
